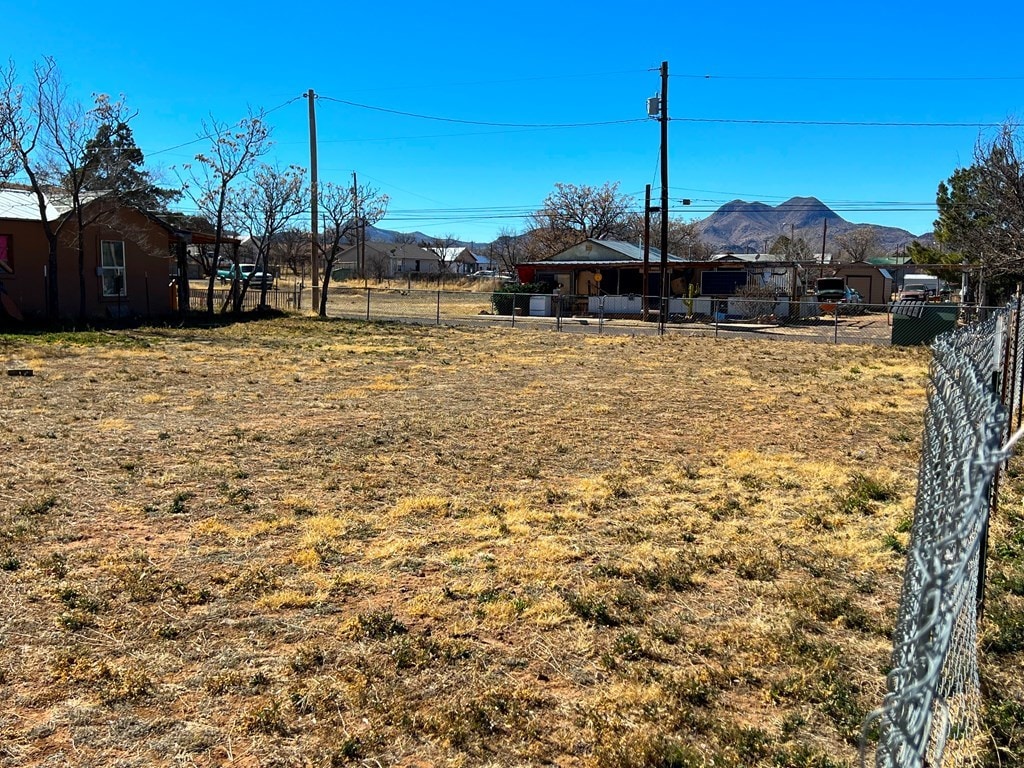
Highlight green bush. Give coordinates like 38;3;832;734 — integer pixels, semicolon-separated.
491;282;550;315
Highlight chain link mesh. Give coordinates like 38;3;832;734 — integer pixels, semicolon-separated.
862;307;1019;768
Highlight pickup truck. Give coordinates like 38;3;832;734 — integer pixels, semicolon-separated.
896;283;934;302
217;263;274;288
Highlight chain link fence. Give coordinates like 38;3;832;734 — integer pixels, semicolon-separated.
313;286;979;346
861;302;1024;768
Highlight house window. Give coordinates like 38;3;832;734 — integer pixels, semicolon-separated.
0;234;11;274
100;240;126;297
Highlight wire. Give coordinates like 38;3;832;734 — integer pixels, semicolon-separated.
670;116;1004;128
317;95;648;129
148;95;305;157
673;73;1024;82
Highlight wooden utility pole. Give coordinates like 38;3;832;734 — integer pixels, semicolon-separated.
307;89;320;313
352;171;360;277
659;60;670;328
643;184;651;321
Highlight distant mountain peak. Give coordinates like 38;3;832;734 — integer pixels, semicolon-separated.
696;196;925;254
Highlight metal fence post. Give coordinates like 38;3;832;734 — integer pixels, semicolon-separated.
366;288;371;322
556;294;562;331
598;296;604;334
834;310;839;344
436;289;441;326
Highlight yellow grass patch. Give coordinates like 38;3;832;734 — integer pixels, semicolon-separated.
0;318;951;767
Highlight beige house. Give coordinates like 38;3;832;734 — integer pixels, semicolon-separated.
333;242;441;279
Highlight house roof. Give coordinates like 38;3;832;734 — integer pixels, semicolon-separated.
0;187;65;221
430;246;475;264
525;238;683;267
338;241;440;261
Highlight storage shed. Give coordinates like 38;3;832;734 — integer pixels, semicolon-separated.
832;262;894;306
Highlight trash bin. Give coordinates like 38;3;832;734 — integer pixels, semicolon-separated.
891;302;959;346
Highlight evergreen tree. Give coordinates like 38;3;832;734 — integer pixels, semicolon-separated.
78;119;177;210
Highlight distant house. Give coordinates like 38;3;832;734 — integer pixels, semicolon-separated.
466;250;496;272
0;187;218;320
332;241;441;280
430;246;477;275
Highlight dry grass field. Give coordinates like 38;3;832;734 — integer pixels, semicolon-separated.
0;317;971;766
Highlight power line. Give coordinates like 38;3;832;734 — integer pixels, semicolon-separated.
317;95;648;129
673;73;1024;82
148;95;305;157
671;116;1004;128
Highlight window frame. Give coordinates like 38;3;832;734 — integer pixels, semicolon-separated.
0;233;12;274
100;240;127;298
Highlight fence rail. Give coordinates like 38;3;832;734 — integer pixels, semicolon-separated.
187;284;299;313
314;287;974;346
861;301;1024;768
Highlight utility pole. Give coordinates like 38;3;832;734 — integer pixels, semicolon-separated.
820;219;828;273
352;171;360;278
659;60;670;329
643;184;651;321
307;89;320;313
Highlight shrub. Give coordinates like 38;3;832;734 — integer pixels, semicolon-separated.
491;282;550;315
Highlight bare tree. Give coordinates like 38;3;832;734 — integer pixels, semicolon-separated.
177;110;271;314
0;58;141;318
392;232;417;244
928;122;1024;302
227;163;307;310
1;58;63;317
424;233;460;277
525;181;634;259
489;226;526;273
317;179;388;317
972;123;1024;275
646;218;713;261
834;227;880;263
366;249;391;282
272;227;310;276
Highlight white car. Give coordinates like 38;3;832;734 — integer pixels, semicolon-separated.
469;270;513;281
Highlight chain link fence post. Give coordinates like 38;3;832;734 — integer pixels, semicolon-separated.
862;304;1019;768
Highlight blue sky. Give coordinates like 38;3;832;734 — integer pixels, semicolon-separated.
6;0;1023;244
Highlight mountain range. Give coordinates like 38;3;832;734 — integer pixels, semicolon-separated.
695;196;933;255
365;196;933;255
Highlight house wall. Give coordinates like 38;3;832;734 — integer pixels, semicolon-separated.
0;217;51;319
0;208;175;320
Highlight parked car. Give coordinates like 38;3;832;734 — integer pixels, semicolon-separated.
897;283;934;302
817;283;863;314
468;270;513;282
814;277;847;302
217;263;275;288
836;287;864;314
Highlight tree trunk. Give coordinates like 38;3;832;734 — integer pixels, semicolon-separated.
176;241;189;320
318;269;331;317
77;212;87;320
